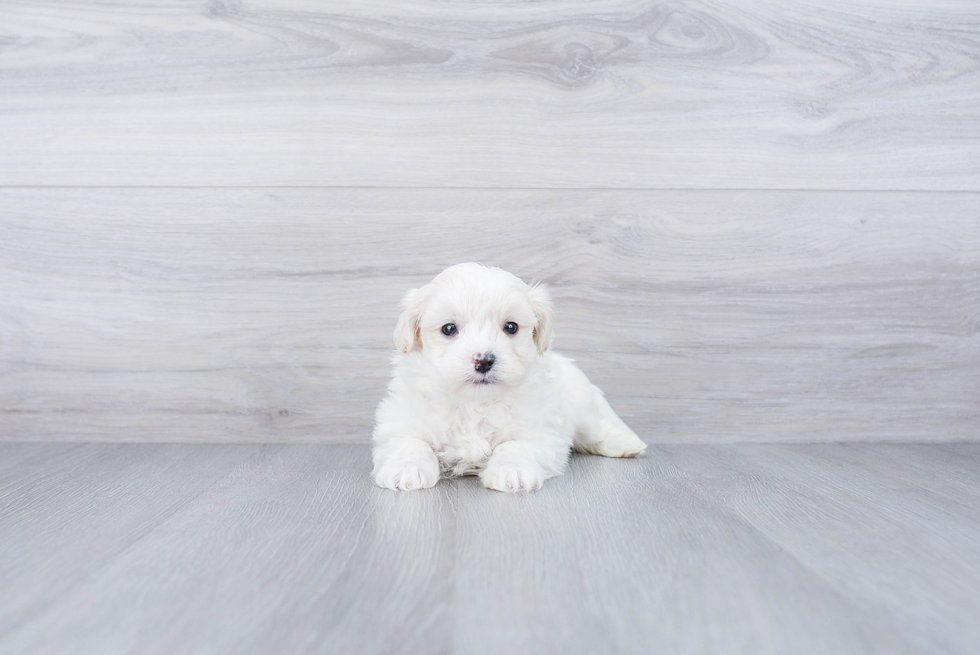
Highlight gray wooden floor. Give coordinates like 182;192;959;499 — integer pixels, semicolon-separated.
2;442;979;655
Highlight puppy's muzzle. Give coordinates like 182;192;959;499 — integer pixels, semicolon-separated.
473;353;495;374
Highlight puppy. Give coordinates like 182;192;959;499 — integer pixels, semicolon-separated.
372;263;646;492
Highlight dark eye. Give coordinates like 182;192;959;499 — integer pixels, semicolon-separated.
441;323;458;337
503;322;518;335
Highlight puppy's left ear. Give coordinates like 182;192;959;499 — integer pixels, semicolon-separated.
393;286;430;353
528;284;554;354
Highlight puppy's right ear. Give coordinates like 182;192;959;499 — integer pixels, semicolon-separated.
393;286;429;353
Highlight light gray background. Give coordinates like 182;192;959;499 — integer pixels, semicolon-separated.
3;3;980;654
2;0;978;443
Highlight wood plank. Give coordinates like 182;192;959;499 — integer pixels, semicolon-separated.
0;443;263;635
0;444;455;655
787;443;980;513
655;444;980;655
2;188;977;443
0;443;86;479
3;443;979;653
2;1;979;188
450;456;916;655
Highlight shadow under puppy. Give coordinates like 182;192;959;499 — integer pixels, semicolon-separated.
373;263;646;492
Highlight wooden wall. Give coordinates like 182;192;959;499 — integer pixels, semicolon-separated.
1;1;978;442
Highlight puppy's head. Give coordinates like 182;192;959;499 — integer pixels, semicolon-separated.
393;263;553;394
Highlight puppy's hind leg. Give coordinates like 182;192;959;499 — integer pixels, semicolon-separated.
572;384;646;458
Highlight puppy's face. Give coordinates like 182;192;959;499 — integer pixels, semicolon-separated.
394;264;553;395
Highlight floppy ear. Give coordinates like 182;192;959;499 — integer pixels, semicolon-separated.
528;283;554;354
393;286;430;353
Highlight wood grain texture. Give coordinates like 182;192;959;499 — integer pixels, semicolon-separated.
2;0;979;188
0;444;454;655
2;188;978;443
654;443;980;654
0;443;265;635
1;443;979;654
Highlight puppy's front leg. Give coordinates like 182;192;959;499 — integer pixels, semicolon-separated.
480;438;569;493
372;437;440;491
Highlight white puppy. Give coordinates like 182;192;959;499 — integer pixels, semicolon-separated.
372;263;646;493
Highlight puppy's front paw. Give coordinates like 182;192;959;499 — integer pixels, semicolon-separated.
481;462;546;493
374;459;440;491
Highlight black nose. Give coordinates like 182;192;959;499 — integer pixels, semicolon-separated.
474;353;495;374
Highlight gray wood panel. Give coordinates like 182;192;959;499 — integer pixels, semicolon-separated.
655;444;980;654
1;443;978;654
1;444;454;655
2;1;979;188
0;443;266;635
2;188;978;443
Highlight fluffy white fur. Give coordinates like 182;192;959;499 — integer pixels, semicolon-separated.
372;263;646;493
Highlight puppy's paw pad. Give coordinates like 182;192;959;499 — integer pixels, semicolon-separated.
374;460;439;491
481;465;545;493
